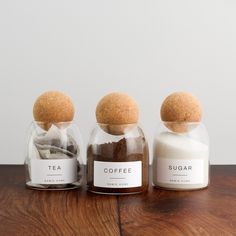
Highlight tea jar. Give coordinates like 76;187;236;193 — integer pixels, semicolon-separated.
25;91;84;190
25;122;84;190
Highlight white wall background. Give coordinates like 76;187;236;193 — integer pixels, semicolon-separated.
0;0;236;164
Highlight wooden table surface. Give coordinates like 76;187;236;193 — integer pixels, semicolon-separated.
0;165;236;236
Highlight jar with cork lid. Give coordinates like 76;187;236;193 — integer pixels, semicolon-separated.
87;92;149;195
152;92;210;190
25;91;84;190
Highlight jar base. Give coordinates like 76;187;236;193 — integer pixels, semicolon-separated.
153;184;208;191
87;184;148;195
87;189;146;195
26;181;81;190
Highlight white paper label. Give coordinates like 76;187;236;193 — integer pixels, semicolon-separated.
157;159;204;184
31;158;77;184
94;161;142;188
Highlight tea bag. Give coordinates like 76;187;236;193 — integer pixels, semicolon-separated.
34;125;78;160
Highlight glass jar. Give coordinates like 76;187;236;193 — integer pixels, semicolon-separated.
152;122;209;190
25;121;84;190
87;123;149;195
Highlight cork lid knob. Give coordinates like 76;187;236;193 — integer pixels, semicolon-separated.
160;92;202;132
33;91;75;129
96;92;139;135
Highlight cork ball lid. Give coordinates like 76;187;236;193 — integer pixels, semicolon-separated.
96;92;139;125
160;92;202;133
161;92;202;122
33;91;75;124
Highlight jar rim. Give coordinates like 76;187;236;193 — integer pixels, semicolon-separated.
33;121;74;125
97;122;138;126
161;121;202;124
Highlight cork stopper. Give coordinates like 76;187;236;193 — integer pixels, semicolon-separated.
96;92;139;135
160;92;202;132
33;91;75;130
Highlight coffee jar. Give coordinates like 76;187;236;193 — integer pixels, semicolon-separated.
87;92;149;194
87;123;149;194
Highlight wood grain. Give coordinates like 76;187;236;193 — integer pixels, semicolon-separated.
0;166;120;236
0;166;236;236
119;166;236;236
